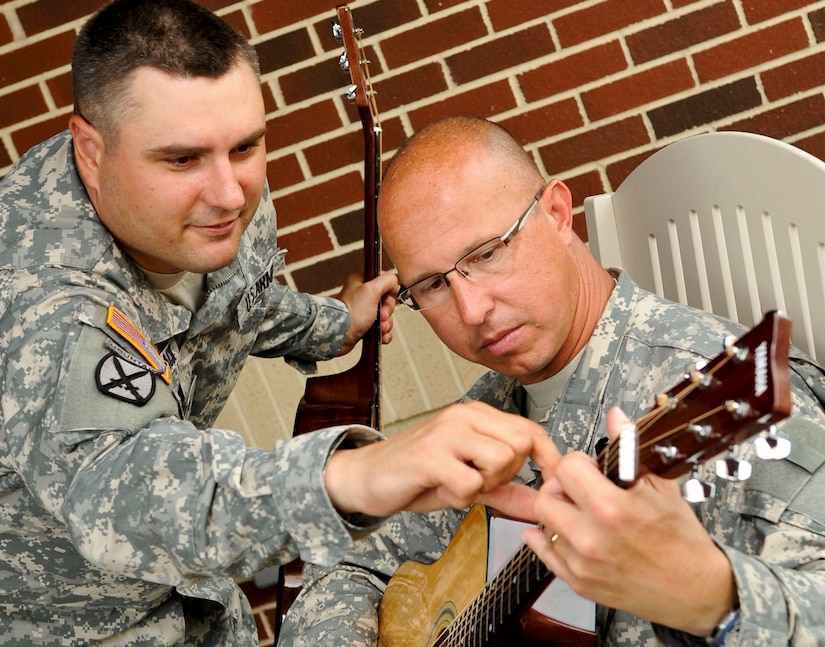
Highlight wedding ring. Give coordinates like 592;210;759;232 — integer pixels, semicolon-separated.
549;532;559;546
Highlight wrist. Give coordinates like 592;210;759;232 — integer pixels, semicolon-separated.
324;448;360;515
706;605;740;646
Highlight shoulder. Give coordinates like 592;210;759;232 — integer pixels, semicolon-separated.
628;289;746;358
1;131;77;208
1;131;112;272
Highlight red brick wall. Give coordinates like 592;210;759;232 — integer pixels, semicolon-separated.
4;0;825;296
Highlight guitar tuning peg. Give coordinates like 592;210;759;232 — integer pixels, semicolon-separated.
725;398;751;420
655;392;678;410
339;51;350;73
753;426;791;460
715;453;752;481
685;358;708;374
687;422;712;440
332;21;343;43
682;469;715;503
345;84;358;103
684;360;712;387
653;444;679;463
723;335;749;363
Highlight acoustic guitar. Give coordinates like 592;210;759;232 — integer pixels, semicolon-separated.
292;4;383;436
379;311;792;647
275;5;383;639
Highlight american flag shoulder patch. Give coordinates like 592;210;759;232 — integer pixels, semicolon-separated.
106;305;171;384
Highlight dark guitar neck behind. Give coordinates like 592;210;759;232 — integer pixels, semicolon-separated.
293;6;382;438
275;8;384;643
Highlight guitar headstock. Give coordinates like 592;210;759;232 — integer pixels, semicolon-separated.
332;4;383;286
333;5;380;133
601;311;792;490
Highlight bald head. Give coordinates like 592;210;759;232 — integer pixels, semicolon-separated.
378;117;545;264
376;116;613;382
381;117;541;204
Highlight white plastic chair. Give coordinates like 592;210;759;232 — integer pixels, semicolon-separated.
585;131;825;361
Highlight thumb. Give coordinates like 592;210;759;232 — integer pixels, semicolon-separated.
605;406;635;442
371;271;400;300
477;482;540;524
334;274;363;311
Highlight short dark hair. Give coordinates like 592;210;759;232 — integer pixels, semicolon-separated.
72;0;260;137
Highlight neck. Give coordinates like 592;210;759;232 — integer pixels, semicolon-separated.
546;241;615;376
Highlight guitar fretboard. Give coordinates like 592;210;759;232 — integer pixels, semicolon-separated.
437;543;552;646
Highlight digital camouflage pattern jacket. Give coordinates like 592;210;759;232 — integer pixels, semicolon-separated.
0;131;382;645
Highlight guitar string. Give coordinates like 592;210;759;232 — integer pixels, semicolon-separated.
597;351;737;474
432;546;511;646
354;27;381;130
435;543;551;646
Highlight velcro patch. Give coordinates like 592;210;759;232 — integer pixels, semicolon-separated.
96;352;156;406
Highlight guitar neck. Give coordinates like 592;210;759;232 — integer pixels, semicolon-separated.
341;2;382;371
357;89;382;429
359;118;382;367
362;125;382;282
440;543;553;646
293;7;382;435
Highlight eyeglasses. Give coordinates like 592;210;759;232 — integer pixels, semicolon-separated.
397;188;544;311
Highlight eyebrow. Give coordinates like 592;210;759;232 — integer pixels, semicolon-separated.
404;235;496;287
148;127;268;157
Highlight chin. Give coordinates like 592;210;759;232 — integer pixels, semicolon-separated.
497;357;552;384
198;257;237;274
197;242;244;274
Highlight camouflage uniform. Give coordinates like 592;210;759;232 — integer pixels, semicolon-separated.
0;132;385;645
280;269;825;646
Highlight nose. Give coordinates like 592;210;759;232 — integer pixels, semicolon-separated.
448;274;495;325
203;159;245;211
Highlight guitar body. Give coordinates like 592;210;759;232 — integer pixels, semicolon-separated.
379;505;488;647
379;506;596;647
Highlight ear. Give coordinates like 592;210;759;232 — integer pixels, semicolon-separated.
69;114;105;196
538;179;575;243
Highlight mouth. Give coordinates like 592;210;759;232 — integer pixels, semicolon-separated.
191;218;238;237
480;325;522;356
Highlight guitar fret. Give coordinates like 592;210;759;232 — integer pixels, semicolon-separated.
444;543;552;645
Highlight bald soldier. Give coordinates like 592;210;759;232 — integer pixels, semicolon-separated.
280;116;825;646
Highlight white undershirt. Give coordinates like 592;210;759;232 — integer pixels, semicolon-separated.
141;269;207;312
522;348;583;423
